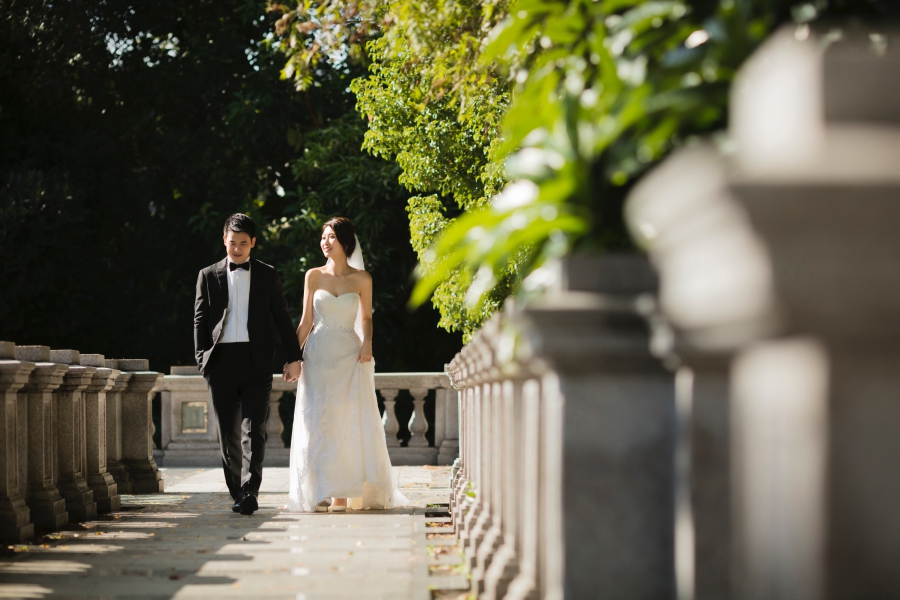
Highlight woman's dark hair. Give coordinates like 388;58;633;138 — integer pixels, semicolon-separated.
322;216;356;258
223;213;257;239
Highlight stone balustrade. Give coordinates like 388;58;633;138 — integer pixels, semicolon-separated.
448;24;900;600
0;343;164;542
156;369;459;467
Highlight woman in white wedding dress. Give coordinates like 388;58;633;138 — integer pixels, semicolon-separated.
285;216;408;513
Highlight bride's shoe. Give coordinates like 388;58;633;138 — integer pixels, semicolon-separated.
315;499;331;513
331;498;347;513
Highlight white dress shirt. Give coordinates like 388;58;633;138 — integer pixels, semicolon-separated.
221;258;251;343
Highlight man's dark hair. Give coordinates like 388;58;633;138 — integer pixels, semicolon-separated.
322;216;356;258
223;213;257;239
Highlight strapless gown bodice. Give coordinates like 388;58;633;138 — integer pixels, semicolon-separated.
311;289;359;332
288;288;408;512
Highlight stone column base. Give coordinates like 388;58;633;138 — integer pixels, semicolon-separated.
107;460;133;495
27;486;68;530
0;495;33;542
58;478;97;522
122;459;164;493
86;472;120;513
437;441;459;466
387;447;438;465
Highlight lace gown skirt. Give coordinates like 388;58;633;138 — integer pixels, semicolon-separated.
288;313;408;512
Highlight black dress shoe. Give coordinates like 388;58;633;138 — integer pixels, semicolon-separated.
232;499;241;513
239;492;258;515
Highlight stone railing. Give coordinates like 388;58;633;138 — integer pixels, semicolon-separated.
448;26;900;600
0;343;163;542
156;370;459;467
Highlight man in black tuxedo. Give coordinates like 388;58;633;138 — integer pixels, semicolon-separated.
194;214;303;515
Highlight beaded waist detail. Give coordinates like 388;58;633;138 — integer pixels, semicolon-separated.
312;322;356;334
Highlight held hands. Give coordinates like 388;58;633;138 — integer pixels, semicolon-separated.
358;340;373;363
283;361;302;382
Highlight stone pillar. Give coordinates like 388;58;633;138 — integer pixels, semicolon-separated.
725;27;900;599
519;259;677;600
436;383;460;466
505;377;542;600
79;354;120;513
119;360;164;493
15;345;69;530
266;392;285;449
157;369;224;466
0;342;35;542
50;349;97;522
104;361;133;494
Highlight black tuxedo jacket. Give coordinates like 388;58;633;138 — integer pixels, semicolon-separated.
193;258;302;373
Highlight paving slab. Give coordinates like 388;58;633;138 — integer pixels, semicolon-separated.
0;466;466;599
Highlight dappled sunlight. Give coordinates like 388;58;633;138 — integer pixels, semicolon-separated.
45;531;156;540
6;544;124;554
0;584;53;599
109;512;200;519
81;521;178;529
0;560;91;575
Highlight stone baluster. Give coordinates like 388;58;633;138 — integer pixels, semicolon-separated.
505;377;542;600
483;379;521;599
104;360;133;494
380;388;400;447
266;391;285;449
460;382;484;546
473;380;505;593
467;380;493;573
15;345;69;530
79;354;120;514
0;342;35;542
406;387;429;448
50;349;98;522
119;360;164;493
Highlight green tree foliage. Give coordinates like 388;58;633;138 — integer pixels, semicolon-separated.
272;0;513;338
0;0;459;371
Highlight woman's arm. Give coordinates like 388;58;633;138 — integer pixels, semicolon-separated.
284;269;317;381
296;269;317;350
358;271;373;363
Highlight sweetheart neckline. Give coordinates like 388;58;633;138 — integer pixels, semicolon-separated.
314;289;360;299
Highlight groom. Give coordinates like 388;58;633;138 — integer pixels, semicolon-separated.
194;213;303;515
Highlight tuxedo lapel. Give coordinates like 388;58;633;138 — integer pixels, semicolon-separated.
247;258;263;330
214;258;228;300
212;259;228;342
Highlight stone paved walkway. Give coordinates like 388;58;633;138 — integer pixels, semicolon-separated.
0;467;468;599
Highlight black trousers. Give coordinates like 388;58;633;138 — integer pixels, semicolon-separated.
204;343;272;500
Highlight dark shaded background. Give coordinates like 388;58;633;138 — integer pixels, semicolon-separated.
0;0;461;373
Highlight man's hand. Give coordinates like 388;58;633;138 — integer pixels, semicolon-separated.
283;360;302;382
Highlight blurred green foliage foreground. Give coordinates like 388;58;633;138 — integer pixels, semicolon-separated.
271;0;898;341
0;0;461;372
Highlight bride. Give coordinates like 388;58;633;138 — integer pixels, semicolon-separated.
284;216;408;512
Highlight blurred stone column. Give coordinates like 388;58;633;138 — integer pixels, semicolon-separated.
119;360;164;493
15;345;69;530
79;354;120;513
626;143;779;600
104;360;133;494
0;342;35;542
50;349;97;522
725;26;900;599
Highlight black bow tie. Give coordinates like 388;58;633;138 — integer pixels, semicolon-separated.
229;261;250;272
